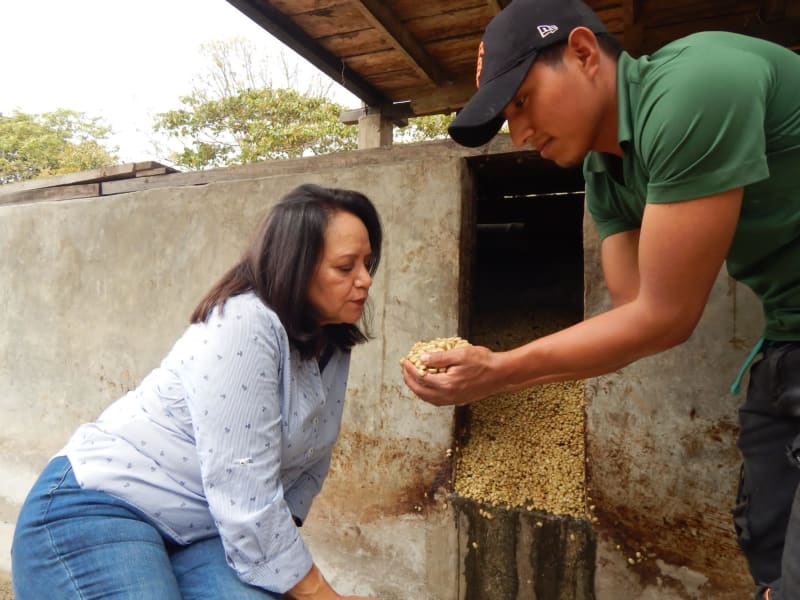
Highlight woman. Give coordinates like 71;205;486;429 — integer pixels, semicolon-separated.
12;184;382;600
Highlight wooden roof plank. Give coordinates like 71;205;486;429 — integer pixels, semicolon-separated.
269;0;340;16
623;0;645;53
0;163;137;196
352;0;451;85
762;0;787;20
486;0;503;15
361;69;425;91
372;0;489;21
290;3;372;37
323;6;491;59
587;0;623;11
640;10;798;51
319;28;393;58
425;35;488;72
226;0;388;105
275;0;490;20
344;48;424;76
641;0;761;28
232;0;800;117
0;183;101;206
403;5;492;42
406;78;476;115
745;16;800;48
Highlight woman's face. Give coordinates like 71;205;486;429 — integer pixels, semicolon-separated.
308;210;373;325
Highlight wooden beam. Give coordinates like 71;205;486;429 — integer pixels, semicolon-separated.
761;0;786;21
622;0;644;55
486;0;503;15
340;102;412;126
0;162;176;197
135;167;173;177
0;183;100;206
351;0;450;86
486;0;513;14
225;0;388;106
638;14;800;53
744;16;800;49
0;163;137;196
407;78;477;116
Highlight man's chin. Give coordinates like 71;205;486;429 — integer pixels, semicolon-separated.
551;153;586;169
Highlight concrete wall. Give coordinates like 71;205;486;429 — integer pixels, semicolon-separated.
1;136;766;598
0;140;480;599
583;215;763;599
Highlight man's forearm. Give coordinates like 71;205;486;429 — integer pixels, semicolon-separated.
495;300;689;392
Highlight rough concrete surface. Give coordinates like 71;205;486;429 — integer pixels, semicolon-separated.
0;144;468;598
2;138;769;597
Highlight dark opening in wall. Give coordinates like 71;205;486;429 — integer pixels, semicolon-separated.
453;151;595;600
471;157;585;324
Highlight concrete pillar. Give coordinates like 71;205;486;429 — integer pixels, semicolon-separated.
358;112;393;149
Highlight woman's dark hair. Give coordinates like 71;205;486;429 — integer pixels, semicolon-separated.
190;184;382;360
538;32;623;66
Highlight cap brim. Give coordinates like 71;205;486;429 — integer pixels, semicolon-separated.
448;53;538;148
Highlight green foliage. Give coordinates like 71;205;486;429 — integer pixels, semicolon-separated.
0;109;118;184
155;87;356;169
153;37;355;169
153;38;456;170
397;113;455;143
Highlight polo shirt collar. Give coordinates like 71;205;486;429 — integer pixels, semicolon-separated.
584;51;637;174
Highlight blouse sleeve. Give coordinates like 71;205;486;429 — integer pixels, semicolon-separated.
182;297;312;593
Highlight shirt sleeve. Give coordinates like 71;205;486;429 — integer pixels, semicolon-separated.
637;45;770;203
584;168;644;240
183;297;312;594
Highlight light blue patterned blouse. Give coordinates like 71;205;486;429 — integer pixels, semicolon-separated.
60;292;350;593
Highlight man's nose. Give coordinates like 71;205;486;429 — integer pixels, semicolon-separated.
507;118;532;148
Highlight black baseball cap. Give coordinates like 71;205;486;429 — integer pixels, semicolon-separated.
448;0;608;148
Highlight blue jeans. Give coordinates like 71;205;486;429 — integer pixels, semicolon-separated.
12;456;279;600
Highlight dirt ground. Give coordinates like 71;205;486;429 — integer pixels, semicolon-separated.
0;575;12;600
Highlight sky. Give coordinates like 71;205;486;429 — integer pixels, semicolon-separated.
1;0;360;162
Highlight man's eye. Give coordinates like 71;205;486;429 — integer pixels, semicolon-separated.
515;96;526;109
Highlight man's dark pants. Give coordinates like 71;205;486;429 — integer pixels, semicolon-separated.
735;341;800;599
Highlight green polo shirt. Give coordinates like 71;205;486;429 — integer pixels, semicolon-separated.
584;32;800;340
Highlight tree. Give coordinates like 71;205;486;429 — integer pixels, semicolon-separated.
0;109;118;184
397;113;455;144
153;37;453;170
154;38;356;169
155;87;357;168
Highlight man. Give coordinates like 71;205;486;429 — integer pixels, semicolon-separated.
400;0;800;598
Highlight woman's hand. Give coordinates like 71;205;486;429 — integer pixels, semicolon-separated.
401;344;504;406
285;564;382;600
285;564;337;600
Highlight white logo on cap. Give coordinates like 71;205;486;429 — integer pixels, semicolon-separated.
537;25;559;38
